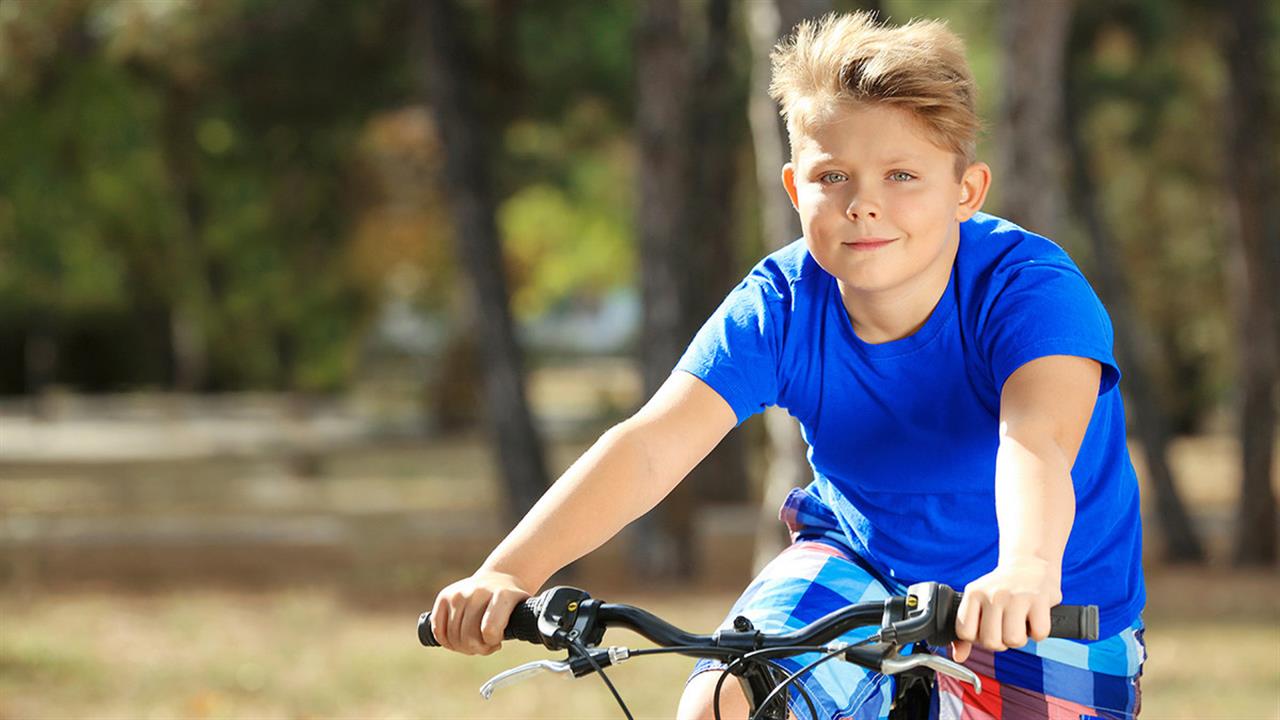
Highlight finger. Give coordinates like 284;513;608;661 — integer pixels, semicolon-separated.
950;639;971;664
431;593;452;650
458;592;494;654
978;599;1006;651
446;596;467;653
1002;596;1032;648
955;592;979;643
481;592;523;648
1027;599;1052;642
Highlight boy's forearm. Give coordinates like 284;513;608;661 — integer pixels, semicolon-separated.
993;424;1074;572
477;419;689;591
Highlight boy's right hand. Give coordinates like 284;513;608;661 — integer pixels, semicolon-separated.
430;571;532;655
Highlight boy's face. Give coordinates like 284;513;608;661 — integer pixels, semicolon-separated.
782;103;989;296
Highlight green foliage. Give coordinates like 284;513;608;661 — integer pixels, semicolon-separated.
500;102;635;319
1067;0;1244;431
0;0;1255;423
0;0;410;392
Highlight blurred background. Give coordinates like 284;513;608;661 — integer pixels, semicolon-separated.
0;0;1276;717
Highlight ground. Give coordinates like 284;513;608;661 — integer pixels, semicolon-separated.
1;390;1277;718
1;569;1277;719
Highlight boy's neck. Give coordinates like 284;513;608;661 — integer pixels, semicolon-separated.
838;232;959;345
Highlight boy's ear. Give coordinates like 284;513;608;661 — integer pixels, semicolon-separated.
955;161;991;222
781;163;800;211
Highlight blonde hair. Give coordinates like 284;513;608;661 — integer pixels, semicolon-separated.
770;11;980;178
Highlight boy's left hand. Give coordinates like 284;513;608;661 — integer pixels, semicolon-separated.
951;557;1062;662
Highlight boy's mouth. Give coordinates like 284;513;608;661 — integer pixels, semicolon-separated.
842;237;897;250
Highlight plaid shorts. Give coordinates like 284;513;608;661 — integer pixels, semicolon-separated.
689;488;1145;720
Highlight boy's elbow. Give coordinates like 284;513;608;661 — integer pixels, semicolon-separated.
999;417;1073;470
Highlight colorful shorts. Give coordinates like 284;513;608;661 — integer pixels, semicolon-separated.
688;489;1145;720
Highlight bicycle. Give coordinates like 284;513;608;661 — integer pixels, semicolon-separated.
419;581;1098;720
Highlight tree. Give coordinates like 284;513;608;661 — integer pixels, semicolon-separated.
419;0;550;525
996;0;1073;233
1221;0;1278;565
631;0;697;579
744;0;833;572
629;0;767;580
1060;1;1205;563
1063;32;1205;564
685;0;750;508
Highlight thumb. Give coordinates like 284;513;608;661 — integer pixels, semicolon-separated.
951;639;971;663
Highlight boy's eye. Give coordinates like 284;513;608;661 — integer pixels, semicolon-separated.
888;171;916;182
819;171;847;184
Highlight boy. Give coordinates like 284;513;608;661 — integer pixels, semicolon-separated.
431;11;1145;720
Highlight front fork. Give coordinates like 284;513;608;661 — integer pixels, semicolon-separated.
737;662;793;720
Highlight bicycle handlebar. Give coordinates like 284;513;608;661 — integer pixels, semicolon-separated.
418;582;1098;651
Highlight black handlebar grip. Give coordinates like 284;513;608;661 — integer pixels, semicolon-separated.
942;593;1099;643
1049;604;1099;641
503;600;543;644
417;598;544;647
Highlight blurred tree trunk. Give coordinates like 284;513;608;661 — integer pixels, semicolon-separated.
745;0;833;572
1222;0;1278;566
632;0;697;580
686;0;749;506
1063;51;1205;564
997;0;1072;233
157;83;212;393
24;325;58;420
105;13;213;392
419;0;549;526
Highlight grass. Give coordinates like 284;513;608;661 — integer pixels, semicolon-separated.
0;587;725;720
1;569;1277;720
2;414;1277;718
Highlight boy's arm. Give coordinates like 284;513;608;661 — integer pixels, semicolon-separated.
952;354;1100;661
431;370;738;655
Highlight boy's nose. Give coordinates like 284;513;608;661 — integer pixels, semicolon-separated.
845;197;880;221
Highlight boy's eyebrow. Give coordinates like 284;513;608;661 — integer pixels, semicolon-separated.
804;151;926;168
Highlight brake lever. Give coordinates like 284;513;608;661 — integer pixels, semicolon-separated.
478;647;632;699
879;647;982;694
479;659;573;699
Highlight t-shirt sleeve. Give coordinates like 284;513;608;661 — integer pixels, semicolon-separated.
674;274;787;425
984;261;1121;395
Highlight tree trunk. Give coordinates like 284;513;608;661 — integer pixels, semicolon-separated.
686;0;749;506
157;83;212;393
1222;0;1278;566
419;0;549;526
24;325;58;421
631;0;697;580
745;0;833;573
1062;68;1206;564
997;0;1073;234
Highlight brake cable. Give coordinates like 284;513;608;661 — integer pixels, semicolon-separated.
568;636;634;720
712;647;824;720
746;633;883;720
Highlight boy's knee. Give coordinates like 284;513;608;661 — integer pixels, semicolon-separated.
677;670;749;720
676;670;798;720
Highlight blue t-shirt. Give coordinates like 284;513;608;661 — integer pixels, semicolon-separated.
676;212;1145;638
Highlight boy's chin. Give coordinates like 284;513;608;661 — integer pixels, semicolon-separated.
835;273;902;296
